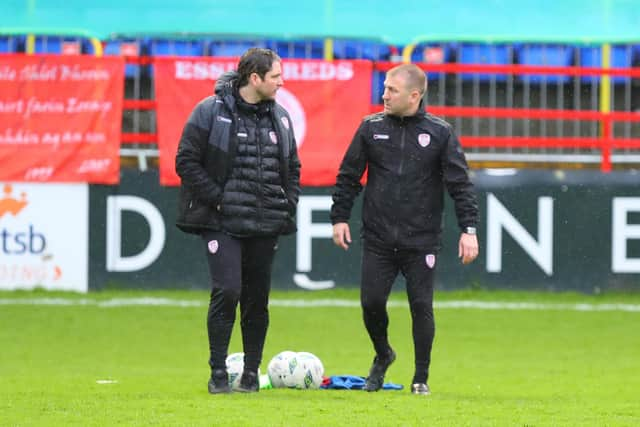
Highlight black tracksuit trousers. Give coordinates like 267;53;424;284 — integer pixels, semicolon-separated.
202;230;277;374
361;240;437;384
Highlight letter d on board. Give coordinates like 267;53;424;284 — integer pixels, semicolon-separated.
106;195;166;272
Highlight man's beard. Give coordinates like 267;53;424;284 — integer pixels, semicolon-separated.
258;88;277;101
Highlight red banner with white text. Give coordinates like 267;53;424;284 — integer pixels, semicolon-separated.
154;57;372;186
0;55;124;183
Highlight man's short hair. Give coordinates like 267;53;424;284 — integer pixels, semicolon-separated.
237;48;282;87
387;64;427;95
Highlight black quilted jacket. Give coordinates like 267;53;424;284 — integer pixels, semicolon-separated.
175;71;301;237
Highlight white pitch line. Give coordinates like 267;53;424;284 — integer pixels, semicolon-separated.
0;297;639;312
96;380;118;384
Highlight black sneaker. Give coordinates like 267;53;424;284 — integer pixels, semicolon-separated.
236;370;259;393
411;383;431;395
363;349;396;392
208;369;231;394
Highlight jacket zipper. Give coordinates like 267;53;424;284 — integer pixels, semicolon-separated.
392;122;406;245
398;121;406;176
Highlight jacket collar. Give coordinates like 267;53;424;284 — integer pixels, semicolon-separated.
386;108;426;123
235;89;274;117
385;95;427;122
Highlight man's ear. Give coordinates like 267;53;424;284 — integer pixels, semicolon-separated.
249;72;260;86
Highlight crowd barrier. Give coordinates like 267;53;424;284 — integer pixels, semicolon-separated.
1;34;640;175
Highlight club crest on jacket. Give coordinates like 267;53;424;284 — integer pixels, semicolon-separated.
418;133;431;147
425;254;436;268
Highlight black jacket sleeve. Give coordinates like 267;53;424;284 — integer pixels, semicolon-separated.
441;127;479;232
330;121;368;224
286;128;301;216
175;100;223;206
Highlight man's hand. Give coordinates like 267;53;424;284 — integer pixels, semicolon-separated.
458;233;479;265
332;222;352;250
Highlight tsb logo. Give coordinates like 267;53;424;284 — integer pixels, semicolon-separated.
0;225;46;254
0;184;46;254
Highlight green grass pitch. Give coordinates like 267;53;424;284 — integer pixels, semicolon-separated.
1;288;639;426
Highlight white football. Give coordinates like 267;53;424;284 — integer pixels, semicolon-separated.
225;352;245;390
267;350;298;388
225;352;261;390
290;351;324;389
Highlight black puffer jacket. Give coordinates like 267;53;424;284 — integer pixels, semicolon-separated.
175;72;301;237
331;110;478;250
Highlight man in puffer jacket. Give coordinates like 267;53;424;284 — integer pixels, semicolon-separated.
175;48;301;394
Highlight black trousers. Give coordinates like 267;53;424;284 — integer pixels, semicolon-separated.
201;230;278;374
361;241;437;384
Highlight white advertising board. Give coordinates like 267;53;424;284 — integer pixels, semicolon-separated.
0;182;88;292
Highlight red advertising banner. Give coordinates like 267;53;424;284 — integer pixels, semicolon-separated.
154;57;372;186
0;55;124;183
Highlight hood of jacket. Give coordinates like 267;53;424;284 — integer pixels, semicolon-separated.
214;71;239;112
214;71;238;96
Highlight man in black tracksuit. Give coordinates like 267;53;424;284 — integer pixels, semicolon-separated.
175;48;301;394
331;64;479;395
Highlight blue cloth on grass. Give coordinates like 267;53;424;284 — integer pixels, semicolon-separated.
320;375;403;390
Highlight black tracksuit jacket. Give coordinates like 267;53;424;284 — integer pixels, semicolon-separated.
330;109;479;250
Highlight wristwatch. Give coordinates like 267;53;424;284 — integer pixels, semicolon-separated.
464;226;477;235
